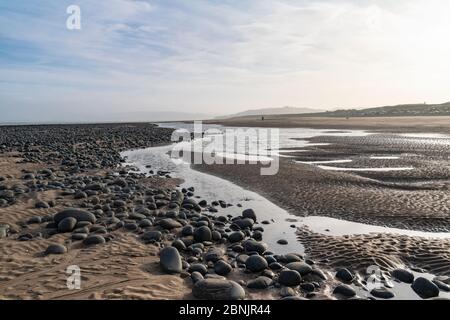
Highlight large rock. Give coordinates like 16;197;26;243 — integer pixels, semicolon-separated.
160;246;182;274
278;270;301;287
193;279;245;300
57;217;77;233
412;277;440;298
245;255;268;272
54;209;96;224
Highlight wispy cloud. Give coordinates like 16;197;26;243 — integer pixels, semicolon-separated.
1;0;450;122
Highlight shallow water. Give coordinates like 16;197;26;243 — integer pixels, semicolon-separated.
122;123;450;300
316;165;414;172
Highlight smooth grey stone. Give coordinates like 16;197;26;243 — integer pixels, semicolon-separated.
45;244;67;255
228;231;245;243
160;246;182;274
333;284;356;298
245;255;268;272
433;279;450;292
188;263;208;275
214;260;232;276
336;268;354;282
243;239;268;254
141;230;162;242
83;235;106;246
233;218;254;230
412;277;440;298
370;287;395;299
203;247;224;262
58;217;77;233
172;239;187;251
194;226;212;242
54;209;96;224
278;270;301;287
28;216;42;224
159;218;182;230
392;268;414;283
247;276;272;289
191;271;204;284
71;233;87;241
193;279;245;300
285;261;313;276
242;208;257;221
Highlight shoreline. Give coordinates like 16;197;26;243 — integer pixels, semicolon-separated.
206;115;450;133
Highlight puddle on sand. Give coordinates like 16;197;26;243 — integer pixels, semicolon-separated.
296;159;353;165
300;216;450;239
316;165;414;172
122;144;303;255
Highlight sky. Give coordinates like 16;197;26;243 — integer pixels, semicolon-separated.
1;0;450;122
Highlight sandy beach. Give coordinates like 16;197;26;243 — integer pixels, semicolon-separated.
1;122;450;301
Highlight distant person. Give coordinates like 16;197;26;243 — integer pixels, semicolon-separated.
261;116;265;121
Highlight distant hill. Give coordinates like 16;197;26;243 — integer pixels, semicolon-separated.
217;106;322;119
300;102;450;118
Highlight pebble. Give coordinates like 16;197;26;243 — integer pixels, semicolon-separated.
333;284;356;298
392;268;414;283
203;248;224;263
245;255;268;272
45;244;67;255
214;260;233;276
411;277;440;298
336;268;354;283
242;208;257;221
194;226;212;242
285;262;312;276
370;287;395;299
243;239;268;254
159;218;182;230
193;279;245;300
228;231;245;243
83;235;106;246
54;209;96;224
57;217;77;233
247;276;272;289
278;270;302;287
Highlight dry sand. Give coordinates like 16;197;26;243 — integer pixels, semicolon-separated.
0;155;191;300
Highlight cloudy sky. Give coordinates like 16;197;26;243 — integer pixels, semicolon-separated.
1;0;450;122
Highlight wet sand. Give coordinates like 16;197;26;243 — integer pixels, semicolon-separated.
207;115;450;133
192;129;450;287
